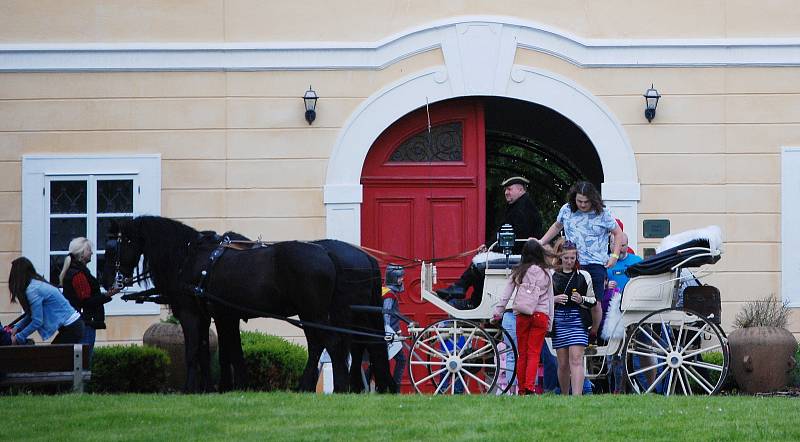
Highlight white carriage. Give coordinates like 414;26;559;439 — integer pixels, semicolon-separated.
407;227;729;396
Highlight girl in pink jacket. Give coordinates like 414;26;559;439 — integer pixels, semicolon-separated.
492;239;555;395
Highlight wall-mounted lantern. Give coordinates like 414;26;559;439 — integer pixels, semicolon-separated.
643;84;661;123
303;86;319;125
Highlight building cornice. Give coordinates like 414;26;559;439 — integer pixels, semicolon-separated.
1;16;799;72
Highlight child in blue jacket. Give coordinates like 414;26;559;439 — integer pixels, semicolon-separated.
8;257;84;344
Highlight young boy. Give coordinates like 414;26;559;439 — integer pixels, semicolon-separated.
383;264;407;386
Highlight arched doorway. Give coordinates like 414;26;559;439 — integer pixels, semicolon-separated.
361;96;605;330
324;67;640;251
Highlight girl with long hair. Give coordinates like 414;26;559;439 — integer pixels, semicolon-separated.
551;239;597;395
538;181;622;341
491;239;555;395
8;257;84;344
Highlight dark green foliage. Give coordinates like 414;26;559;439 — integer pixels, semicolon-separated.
241;331;307;391
90;345;170;393
675;351;735;394
791;344;800;387
702;351;725;388
696;351;740;393
161;315;180;325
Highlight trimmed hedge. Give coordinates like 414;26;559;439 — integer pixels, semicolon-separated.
90;345;170;393
241;331;307;391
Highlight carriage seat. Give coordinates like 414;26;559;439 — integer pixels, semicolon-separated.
626;238;720;278
472;252;521;270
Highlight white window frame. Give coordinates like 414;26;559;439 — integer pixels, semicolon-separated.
782;147;800;307
46;174;136;289
22;154;161;315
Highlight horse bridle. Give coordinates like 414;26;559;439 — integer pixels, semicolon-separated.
112;232;151;288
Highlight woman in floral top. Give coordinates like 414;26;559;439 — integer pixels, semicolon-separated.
538;181;622;342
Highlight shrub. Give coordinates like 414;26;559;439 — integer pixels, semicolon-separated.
733;294;792;329
680;351;736;393
702;351;729;389
702;351;723;379
90;345;170;393
791;344;800;388
241;331;307;391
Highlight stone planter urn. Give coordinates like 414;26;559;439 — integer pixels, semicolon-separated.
143;321;218;390
728;326;797;394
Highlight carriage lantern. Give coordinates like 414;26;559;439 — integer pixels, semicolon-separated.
303;86;319;125
497;224;516;254
643;84;661;122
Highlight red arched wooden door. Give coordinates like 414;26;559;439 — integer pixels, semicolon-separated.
361;99;486;330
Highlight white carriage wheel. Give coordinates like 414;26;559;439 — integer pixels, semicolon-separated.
408;319;501;395
623;307;730;396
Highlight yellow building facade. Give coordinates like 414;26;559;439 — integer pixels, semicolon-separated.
1;1;799;344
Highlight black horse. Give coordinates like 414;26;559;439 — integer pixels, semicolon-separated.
312;239;394;393
104;216;394;393
182;234;395;393
104;216;347;392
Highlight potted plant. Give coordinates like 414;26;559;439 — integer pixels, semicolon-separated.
728;295;797;394
143;315;218;390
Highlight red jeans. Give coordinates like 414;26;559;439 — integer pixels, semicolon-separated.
516;312;550;393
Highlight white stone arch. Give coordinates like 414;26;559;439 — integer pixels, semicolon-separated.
324;21;640;249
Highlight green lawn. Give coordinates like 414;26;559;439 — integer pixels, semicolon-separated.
5;393;800;441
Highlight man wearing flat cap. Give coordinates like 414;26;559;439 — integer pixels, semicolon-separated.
497;176;542;254
436;176;543;305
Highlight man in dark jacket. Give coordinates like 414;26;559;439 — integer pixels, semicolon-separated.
497;176;543;255
436;176;543;307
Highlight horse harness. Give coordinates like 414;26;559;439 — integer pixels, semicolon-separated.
187;236;399;342
191;234;270;299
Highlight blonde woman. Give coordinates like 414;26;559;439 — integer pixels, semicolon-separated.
60;237;118;360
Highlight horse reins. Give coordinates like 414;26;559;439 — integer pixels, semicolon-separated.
358;244;482;269
197;289;398;342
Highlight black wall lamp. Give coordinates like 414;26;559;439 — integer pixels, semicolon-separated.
303;86;319;125
643;84;661;123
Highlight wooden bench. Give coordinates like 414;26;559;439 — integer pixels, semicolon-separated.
0;344;91;392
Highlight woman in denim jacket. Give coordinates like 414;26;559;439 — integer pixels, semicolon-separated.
9;257;84;344
491;240;555;395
